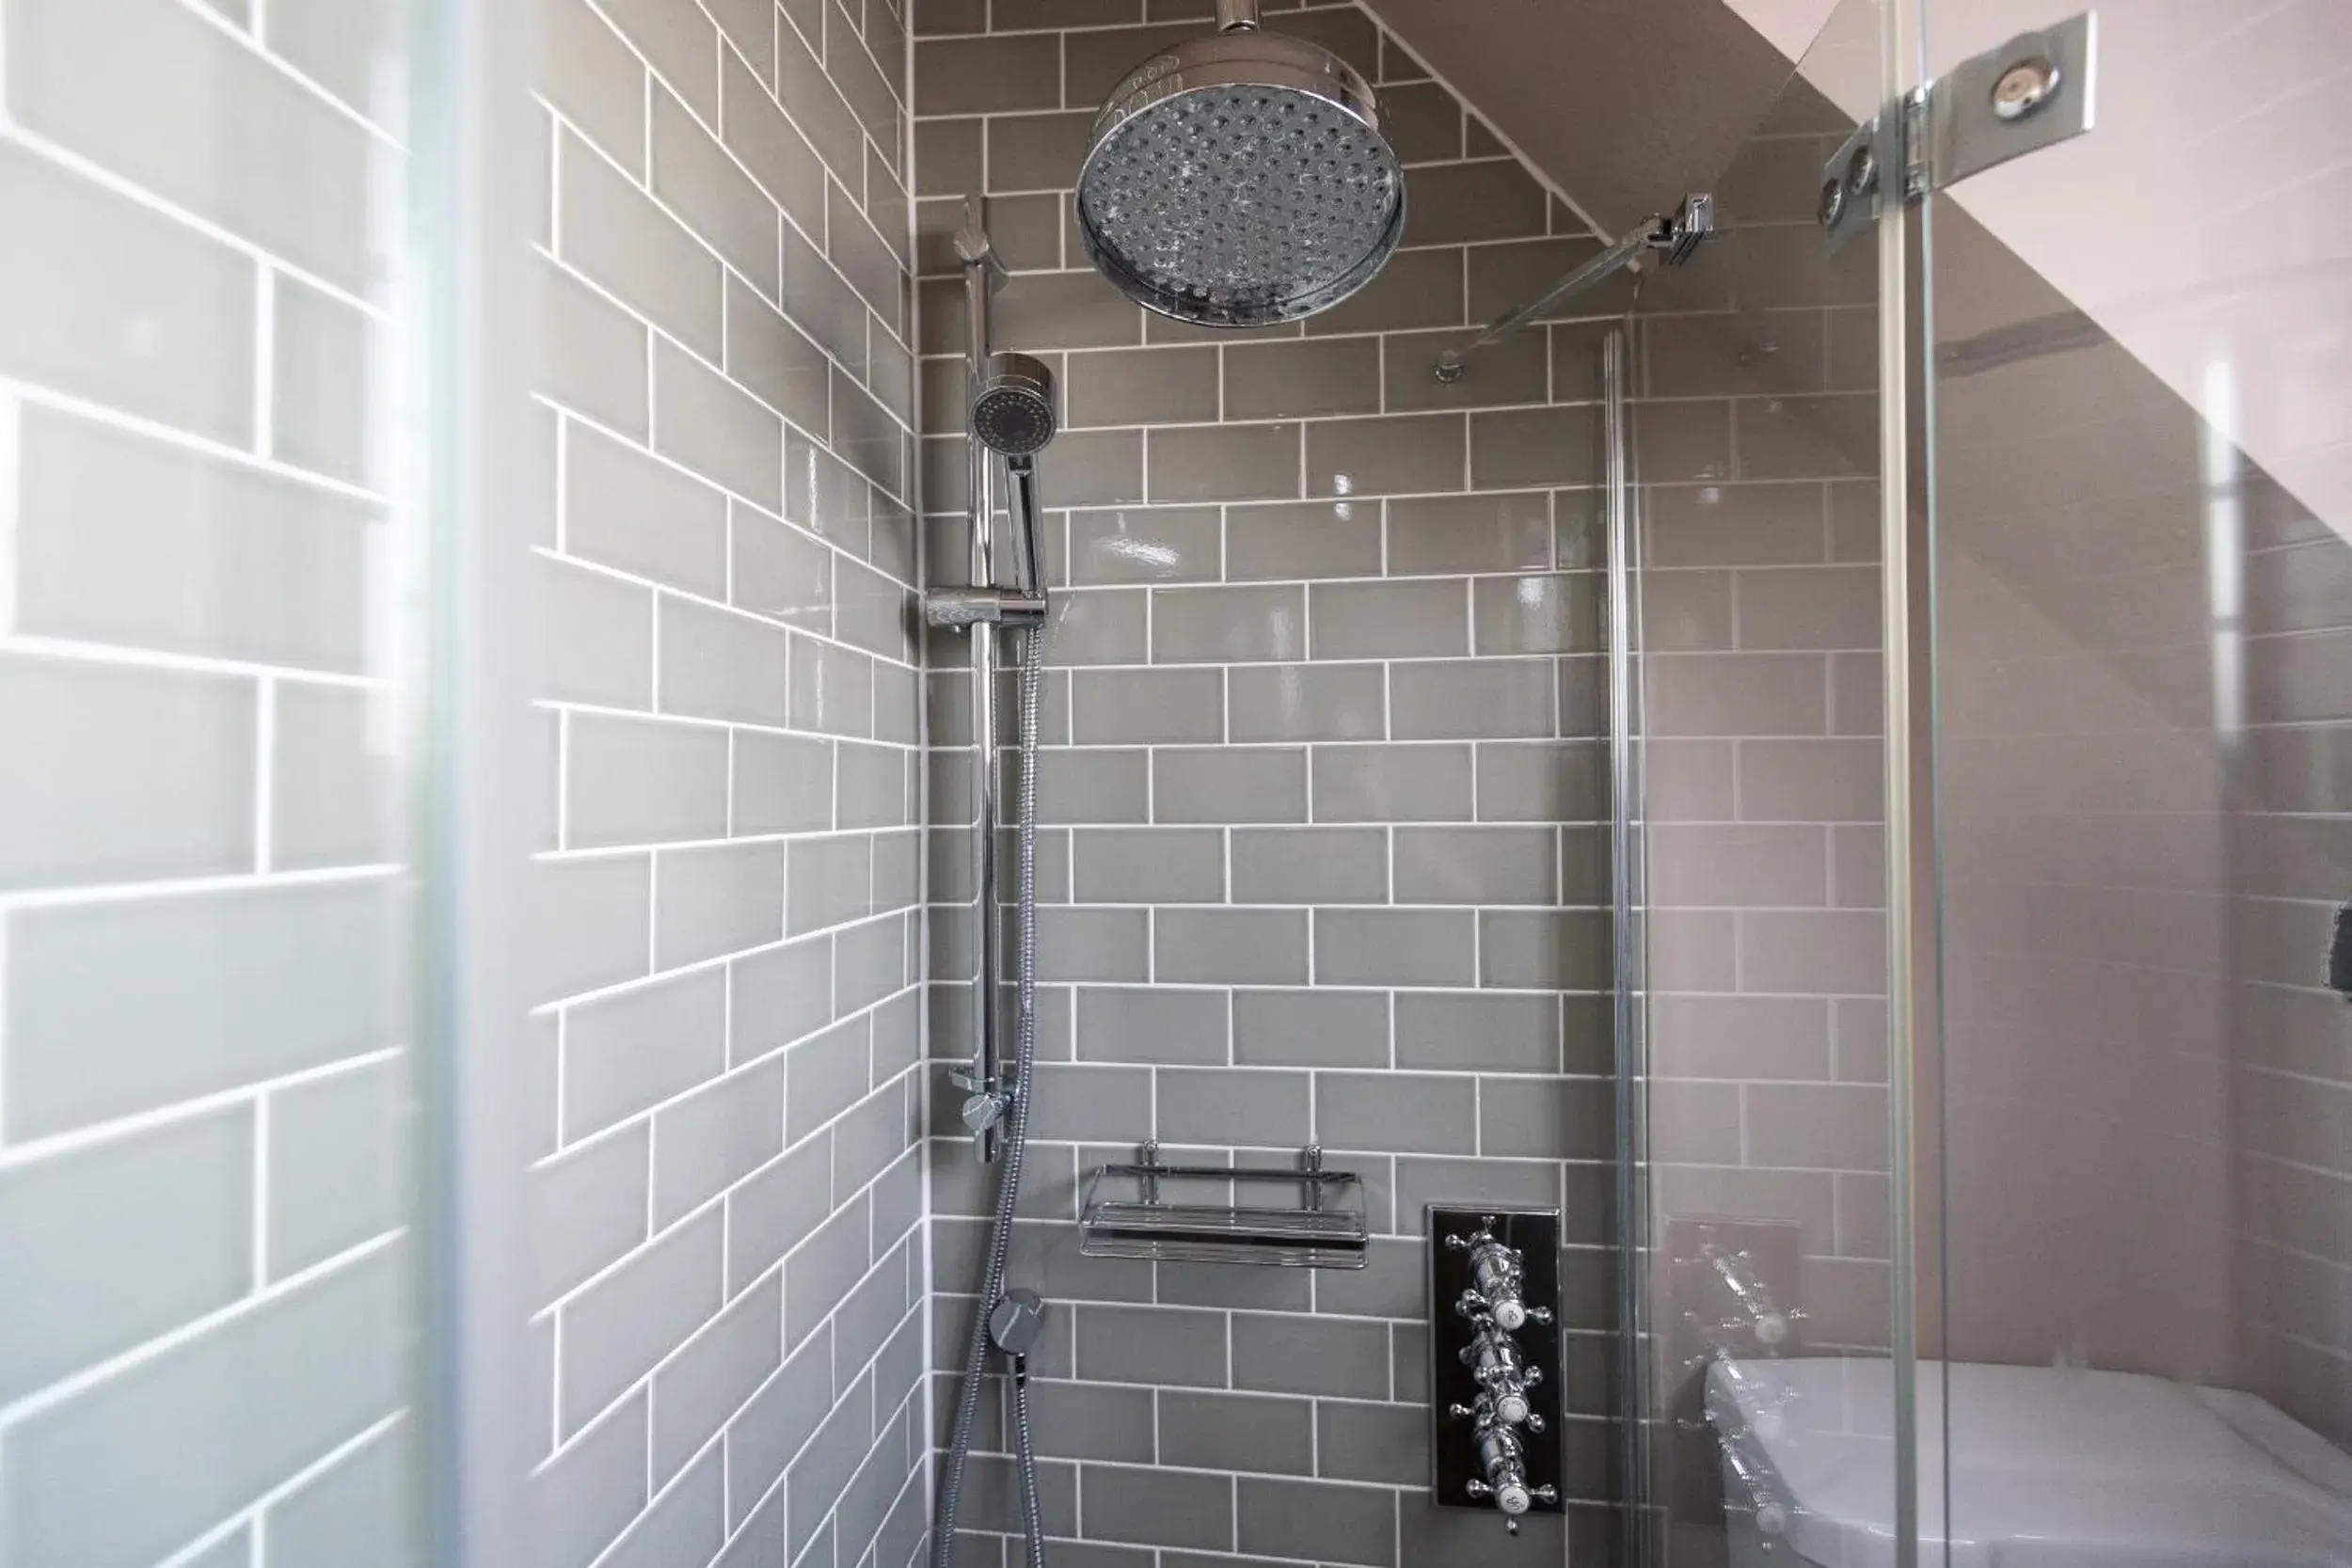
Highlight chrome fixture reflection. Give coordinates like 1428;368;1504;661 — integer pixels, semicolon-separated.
1073;0;1404;327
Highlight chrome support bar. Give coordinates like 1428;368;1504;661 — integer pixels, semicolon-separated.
1215;0;1260;31
1433;193;1711;383
956;200;1009;1164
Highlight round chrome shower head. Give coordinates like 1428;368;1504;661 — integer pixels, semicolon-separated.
970;352;1058;458
1074;8;1405;329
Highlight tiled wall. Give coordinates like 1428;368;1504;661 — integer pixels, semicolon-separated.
1617;73;1892;1552
1922;204;2352;1443
1627;77;1891;1351
911;4;1621;1562
525;2;930;1567
0;0;420;1564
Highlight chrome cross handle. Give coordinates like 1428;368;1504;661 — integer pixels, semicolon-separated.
1448;1216;1541;1331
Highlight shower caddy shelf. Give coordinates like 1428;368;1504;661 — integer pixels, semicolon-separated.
1079;1141;1368;1269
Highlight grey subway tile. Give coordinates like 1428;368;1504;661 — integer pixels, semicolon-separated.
0;656;252;892
1386;491;1553;576
268;1060;406;1278
1230;1313;1388;1399
653;339;785;512
1223;337;1381;420
1149;423;1302;504
530;853;652;1003
559;130;724;357
1238;1476;1399;1567
1156;1067;1311;1148
1152;748;1307;824
1158;1390;1314;1476
1155;909;1310;985
732;733;834;835
658;597;788;723
652;1057;787;1225
1311;742;1472;822
1226;499;1383;582
724;1135;834;1293
271;682;398;870
1232;989;1389;1068
0;1104;253;1405
565;423;730;598
564;969;728;1140
1;1245;407;1568
1074;1305;1227;1388
543;559;654;710
649;87;779;296
262;1424;415;1568
1478;910;1611;990
1306;413;1465;498
6;879;396;1140
1071;669;1223;745
1072;828;1226;904
1152;584;1307;664
14;404;376;672
1389;658;1553;740
1315;1070;1475;1155
1068;345;1219;426
1395;992;1561;1074
1036;907;1152;983
11;0;379;293
1228;662;1386;743
270;277;378;488
533;1393;651;1568
543;250;652;441
1480;1074;1611;1161
1311;578;1470;659
1391;825;1557;905
529;1122;650;1307
566;713;730;847
1229;827;1388;905
1076;986;1229;1066
1314;909;1474;989
1078;1464;1232;1552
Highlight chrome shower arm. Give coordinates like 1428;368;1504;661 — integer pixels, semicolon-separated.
1215;0;1260;31
1434;193;1712;383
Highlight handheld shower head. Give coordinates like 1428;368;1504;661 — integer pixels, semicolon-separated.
1075;0;1405;327
971;353;1057;459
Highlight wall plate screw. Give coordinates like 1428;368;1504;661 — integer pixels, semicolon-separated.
1992;54;2060;120
1845;143;1880;199
1817;177;1845;230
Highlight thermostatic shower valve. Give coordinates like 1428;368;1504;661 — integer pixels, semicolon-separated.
1428;1206;1565;1531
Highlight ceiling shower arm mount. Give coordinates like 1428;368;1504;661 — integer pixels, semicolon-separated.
1433;193;1712;384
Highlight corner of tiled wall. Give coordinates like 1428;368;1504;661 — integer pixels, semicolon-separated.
908;4;1628;1562
0;0;421;1561
529;1;930;1566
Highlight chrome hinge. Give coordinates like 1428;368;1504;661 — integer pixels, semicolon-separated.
1819;10;2097;250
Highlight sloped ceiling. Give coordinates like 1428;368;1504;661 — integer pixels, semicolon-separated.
1360;0;1799;237
1365;0;2352;548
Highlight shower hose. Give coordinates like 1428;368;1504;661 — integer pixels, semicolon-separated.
934;619;1048;1568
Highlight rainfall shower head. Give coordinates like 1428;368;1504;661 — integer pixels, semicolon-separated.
970;352;1058;459
1074;0;1405;328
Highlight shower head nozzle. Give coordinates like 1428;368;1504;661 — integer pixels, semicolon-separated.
1074;14;1405;329
970;352;1058;460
